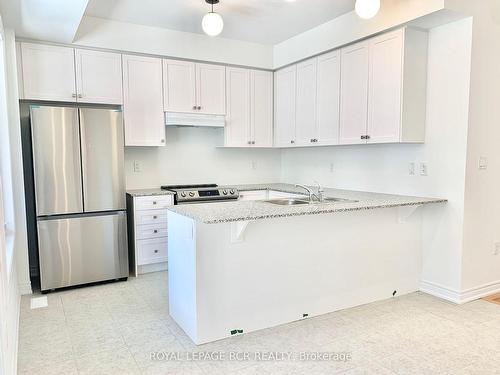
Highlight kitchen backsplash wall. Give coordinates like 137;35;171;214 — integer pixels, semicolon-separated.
124;126;282;189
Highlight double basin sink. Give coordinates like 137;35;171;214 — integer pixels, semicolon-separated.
265;197;358;206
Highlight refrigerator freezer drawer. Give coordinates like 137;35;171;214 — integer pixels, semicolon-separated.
37;212;128;290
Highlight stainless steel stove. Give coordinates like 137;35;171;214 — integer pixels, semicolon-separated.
161;184;239;204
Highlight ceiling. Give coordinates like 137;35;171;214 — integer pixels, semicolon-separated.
84;0;356;45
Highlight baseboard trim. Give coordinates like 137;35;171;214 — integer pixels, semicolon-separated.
18;281;32;295
420;279;500;304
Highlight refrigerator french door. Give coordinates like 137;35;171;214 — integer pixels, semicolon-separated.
31;105;128;291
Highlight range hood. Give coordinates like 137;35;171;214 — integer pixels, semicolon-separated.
165;112;225;128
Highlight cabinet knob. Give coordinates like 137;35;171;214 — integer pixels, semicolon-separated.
252;141;255;145
247;141;252;145
291;140;295;144
153;230;158;233
193;105;197;110
152;201;157;205
197;106;202;110
161;139;165;143
366;135;371;140
153;215;157;219
361;135;366;140
154;250;159;254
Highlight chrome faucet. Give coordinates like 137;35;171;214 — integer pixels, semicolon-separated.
314;180;325;202
295;184;319;203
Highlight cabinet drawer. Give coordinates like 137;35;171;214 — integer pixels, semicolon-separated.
134;195;173;210
136;223;168;240
239;190;268;201
137;238;168;265
135;209;168;225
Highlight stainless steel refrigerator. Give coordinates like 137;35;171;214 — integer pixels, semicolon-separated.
30;105;128;291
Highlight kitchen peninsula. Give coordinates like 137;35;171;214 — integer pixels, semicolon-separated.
167;184;446;344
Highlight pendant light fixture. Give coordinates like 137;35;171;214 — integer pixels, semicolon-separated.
202;0;224;37
355;0;380;19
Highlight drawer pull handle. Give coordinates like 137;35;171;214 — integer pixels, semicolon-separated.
153;201;157;205
153;230;158;233
154;250;159;253
153;216;157;219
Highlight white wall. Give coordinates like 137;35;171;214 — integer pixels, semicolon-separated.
125;127;281;189
273;0;447;68
0;17;20;375
280;18;473;294
74;16;274;69
445;0;500;292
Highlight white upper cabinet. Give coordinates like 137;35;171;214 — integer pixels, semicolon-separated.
163;59;196;113
196;63;226;115
225;68;273;148
122;55;165;147
339;41;370;145
339;28;428;145
367;29;404;144
21;43;123;104
225;67;250;147
163;61;225;115
317;50;341;146
21;43;77;102
250;70;273;147
75;49;123;104
295;58;318;147
274;65;296;147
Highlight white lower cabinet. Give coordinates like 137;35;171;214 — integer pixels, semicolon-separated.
128;194;174;276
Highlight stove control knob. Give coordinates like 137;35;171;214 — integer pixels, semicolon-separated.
180;192;186;197
222;190;228;195
229;189;235;195
189;192;195;197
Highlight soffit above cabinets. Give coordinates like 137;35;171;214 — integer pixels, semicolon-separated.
84;0;356;45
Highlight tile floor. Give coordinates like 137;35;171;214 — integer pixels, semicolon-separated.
18;271;500;375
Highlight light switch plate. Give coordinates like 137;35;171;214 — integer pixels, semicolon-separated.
478;157;488;170
133;160;142;173
420;162;428;176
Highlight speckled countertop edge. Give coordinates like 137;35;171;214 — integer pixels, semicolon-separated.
127;188;175;197
165;183;447;224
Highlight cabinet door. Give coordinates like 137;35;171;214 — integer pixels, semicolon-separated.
75;49;123;104
122;55;165;146
295;58;318;146
21;43;76;102
317;51;341;146
225;67;250;147
163;59;196;113
339;41;369;145
196;63;226;115
274;66;296;147
250;70;273;148
367;29;404;144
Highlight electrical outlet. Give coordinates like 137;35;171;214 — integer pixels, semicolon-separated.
408;162;416;176
133;160;142;173
478;157;488;170
420;162;428;176
494;242;500;256
329;163;334;173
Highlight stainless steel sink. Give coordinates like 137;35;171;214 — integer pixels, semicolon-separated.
265;199;311;206
322;197;359;203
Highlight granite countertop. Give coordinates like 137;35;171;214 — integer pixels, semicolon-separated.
167;183;447;224
127;188;175;197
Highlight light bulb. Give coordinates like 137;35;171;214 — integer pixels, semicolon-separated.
202;12;224;36
355;0;380;19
